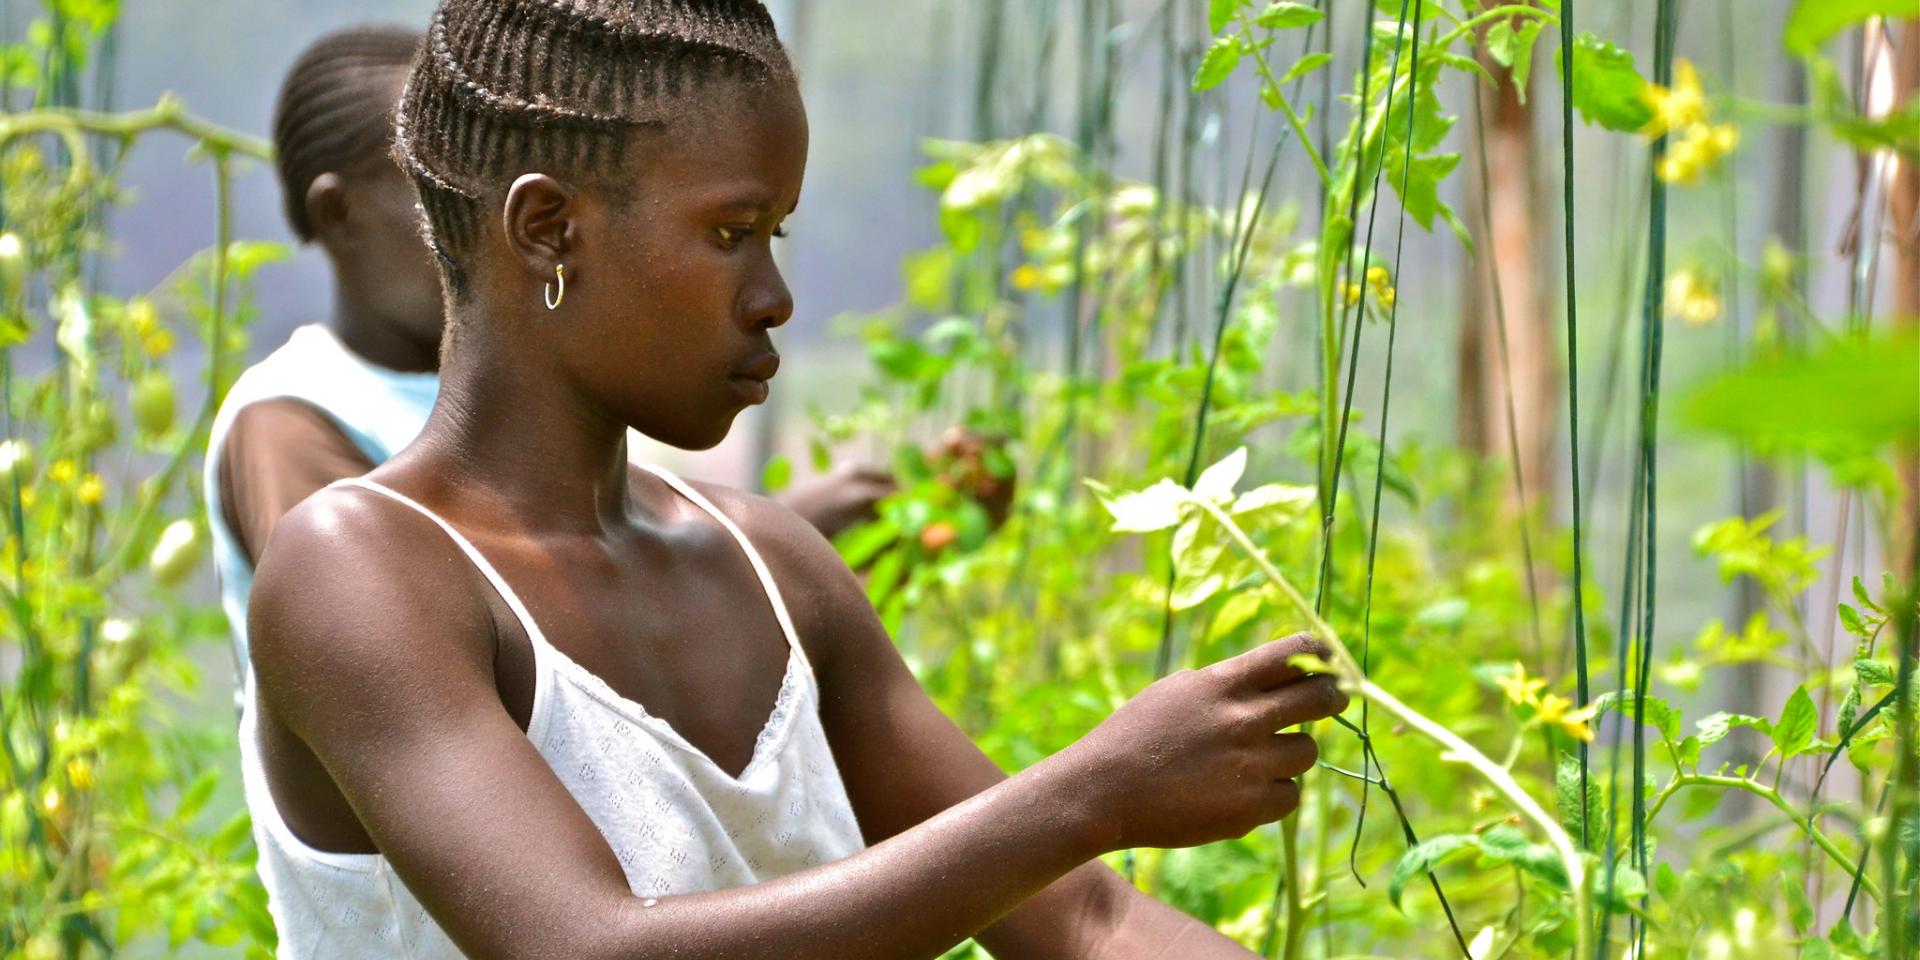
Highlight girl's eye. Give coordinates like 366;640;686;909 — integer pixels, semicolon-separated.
717;226;747;246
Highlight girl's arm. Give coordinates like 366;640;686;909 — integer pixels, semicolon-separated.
251;488;1342;960
720;486;1296;959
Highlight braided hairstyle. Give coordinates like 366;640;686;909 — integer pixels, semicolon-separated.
394;0;795;293
272;25;425;243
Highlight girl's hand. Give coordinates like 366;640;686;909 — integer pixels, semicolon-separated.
1060;633;1346;852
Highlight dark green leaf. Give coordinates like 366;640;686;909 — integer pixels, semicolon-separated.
1388;834;1478;909
1556;752;1604;849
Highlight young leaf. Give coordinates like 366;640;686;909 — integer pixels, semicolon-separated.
1852;575;1882;614
1280;51;1333;85
1255;2;1323;29
1772;687;1817;758
1208;0;1242;35
1556;753;1604;849
1388;834;1479;909
1195;37;1243;91
1836;603;1869;639
1555;33;1654;132
1592;690;1682;742
1854;659;1896;688
1696;711;1770;747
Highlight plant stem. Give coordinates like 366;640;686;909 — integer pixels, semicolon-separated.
1644;773;1883;903
1190;496;1592;960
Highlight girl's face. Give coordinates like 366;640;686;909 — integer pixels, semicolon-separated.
545;80;810;452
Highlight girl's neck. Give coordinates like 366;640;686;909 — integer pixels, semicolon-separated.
406;321;636;536
327;277;442;375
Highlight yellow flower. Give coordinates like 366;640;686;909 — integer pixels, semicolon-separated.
123;298;157;336
1365;265;1391;289
1642;59;1708;138
1377;287;1396;310
76;473;105;505
1496;661;1549;707
47;459;76;486
19;488;35;510
1340;282;1362;306
1534;693;1599;743
1664;268;1722;326
65;757;94;792
141;328;175;358
1010;264;1042;292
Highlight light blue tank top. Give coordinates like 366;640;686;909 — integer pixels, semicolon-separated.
203;324;441;676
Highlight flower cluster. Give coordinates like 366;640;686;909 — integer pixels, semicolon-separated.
1497;661;1597;742
1664;266;1723;326
1642;60;1738;186
1340;264;1397;311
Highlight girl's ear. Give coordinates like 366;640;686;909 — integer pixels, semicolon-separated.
303;172;350;241
502;173;577;279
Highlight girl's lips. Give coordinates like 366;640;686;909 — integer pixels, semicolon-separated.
728;374;771;405
733;352;780;381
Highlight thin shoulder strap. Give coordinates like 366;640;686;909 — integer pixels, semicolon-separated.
332;477;552;650
632;463;810;669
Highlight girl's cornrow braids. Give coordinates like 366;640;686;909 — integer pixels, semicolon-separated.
427;8;633;128
396;0;792;290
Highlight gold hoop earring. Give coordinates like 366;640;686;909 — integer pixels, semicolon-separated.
544;264;567;311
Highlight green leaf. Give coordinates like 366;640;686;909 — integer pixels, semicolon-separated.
1194;37;1244;92
1684;333;1920;457
1209;590;1265;641
1556;753;1604;849
1853;575;1882;614
1837;603;1868;639
1556;32;1654;132
1772;687;1818;757
1208;0;1242;34
1280;51;1333;85
1230;483;1315;519
1784;872;1815;933
1388;834;1478;909
760;455;793;494
1855;659;1897;688
1255;2;1323;29
1593;690;1681;742
1784;0;1915;55
1509;19;1545;96
1696;711;1770;747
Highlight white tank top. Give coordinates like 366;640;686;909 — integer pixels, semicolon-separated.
204;325;441;675
239;467;866;958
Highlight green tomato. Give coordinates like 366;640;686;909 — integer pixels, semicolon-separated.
130;371;176;435
148;519;202;585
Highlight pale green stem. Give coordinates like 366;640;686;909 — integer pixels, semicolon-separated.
1232;11;1330;187
1644;773;1884;903
1189;496;1592;960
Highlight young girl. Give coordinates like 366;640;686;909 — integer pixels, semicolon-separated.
243;1;1346;957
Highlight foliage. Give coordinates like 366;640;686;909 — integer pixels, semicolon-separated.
1;3;282;956
827;1;1920;957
